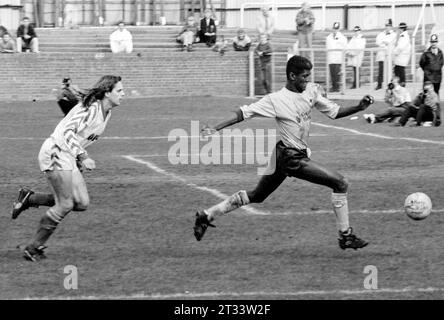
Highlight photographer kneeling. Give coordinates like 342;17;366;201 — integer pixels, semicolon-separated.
57;78;86;116
364;76;413;125
398;81;441;127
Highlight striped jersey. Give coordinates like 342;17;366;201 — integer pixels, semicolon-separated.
49;101;111;158
240;83;340;150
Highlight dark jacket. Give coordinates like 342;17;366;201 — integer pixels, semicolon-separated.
199;18;216;38
0;25;8;37
419;47;444;83
255;42;272;65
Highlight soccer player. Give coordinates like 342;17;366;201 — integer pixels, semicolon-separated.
194;55;373;250
11;75;125;261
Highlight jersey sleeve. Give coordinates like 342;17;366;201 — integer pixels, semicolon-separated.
312;84;340;119
240;95;277;119
62;106;96;158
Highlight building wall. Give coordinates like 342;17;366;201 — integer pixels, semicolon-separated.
0;52;249;101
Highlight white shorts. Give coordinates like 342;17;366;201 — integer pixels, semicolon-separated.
38;138;79;172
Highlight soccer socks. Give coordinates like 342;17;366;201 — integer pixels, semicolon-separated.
28;193;55;208
205;190;250;221
30;209;62;248
331;193;350;233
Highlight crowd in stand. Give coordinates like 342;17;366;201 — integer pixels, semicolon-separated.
0;17;39;53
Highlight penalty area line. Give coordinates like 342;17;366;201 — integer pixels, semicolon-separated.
313;122;444;146
122;155;270;216
26;286;444;300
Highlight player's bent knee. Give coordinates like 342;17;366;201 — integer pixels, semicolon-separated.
73;198;89;212
333;176;349;193
58;198;75;213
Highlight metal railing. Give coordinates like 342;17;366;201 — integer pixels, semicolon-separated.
249;47;391;97
240;0;441;32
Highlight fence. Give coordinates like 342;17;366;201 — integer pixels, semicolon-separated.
249;47;396;97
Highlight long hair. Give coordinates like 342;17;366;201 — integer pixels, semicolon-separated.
82;75;122;108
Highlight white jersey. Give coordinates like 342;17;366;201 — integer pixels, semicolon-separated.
240;83;340;150
49;101;111;158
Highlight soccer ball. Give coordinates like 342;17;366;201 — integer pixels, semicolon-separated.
404;192;432;220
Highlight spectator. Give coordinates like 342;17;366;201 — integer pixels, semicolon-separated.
56;77;86;116
326;22;347;92
177;16;199;52
256;5;274;39
199;9;217;47
363;76;413;125
233;29;251;51
346;26;366;89
393;22;411;87
255;33;273;94
400;81;441;127
110;21;133;53
0;25;8;37
0;33;16;53
17;17;39;53
375;19;397;90
419;34;444;95
295;2;315;58
287;40;300;61
212;35;228;56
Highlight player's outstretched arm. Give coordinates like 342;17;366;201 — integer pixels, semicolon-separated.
201;109;244;136
335;95;374;119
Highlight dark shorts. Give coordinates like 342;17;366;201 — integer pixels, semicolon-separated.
275;141;310;177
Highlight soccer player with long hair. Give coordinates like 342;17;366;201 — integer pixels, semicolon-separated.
11;75;125;261
194;55;374;250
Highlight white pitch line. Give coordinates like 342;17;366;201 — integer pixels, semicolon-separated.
25;287;444;300
0;133;358;141
122;155;270;216
127;145;435;158
122;155;443;217
313;122;444;146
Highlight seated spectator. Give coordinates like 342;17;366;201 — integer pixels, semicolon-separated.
232;29;251;51
199;9;216;47
399;81;441;127
17;17;39;53
255;33;273;94
56;77;86;116
0;25;8;38
364;76;413;125
212;35;228;56
177;16;199;52
0;33;16;53
110;21;133;54
256;5;275;39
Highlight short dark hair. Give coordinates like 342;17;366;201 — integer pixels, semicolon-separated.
286;55;313;80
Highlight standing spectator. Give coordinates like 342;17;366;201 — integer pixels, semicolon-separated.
295;2;315;58
346;26;366;89
199;9;217;47
232;29;251;51
419;34;444;95
0;33;16;53
177;16;199;52
375;19;397;90
0;25;8;37
326;22;347;92
110;21;133;53
287;40;300;61
364;76;413;125
255;34;273;94
16;17;39;53
400;81;441;126
256;5;275;39
393;22;411;87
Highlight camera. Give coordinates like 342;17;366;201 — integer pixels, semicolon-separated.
388;82;395;90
